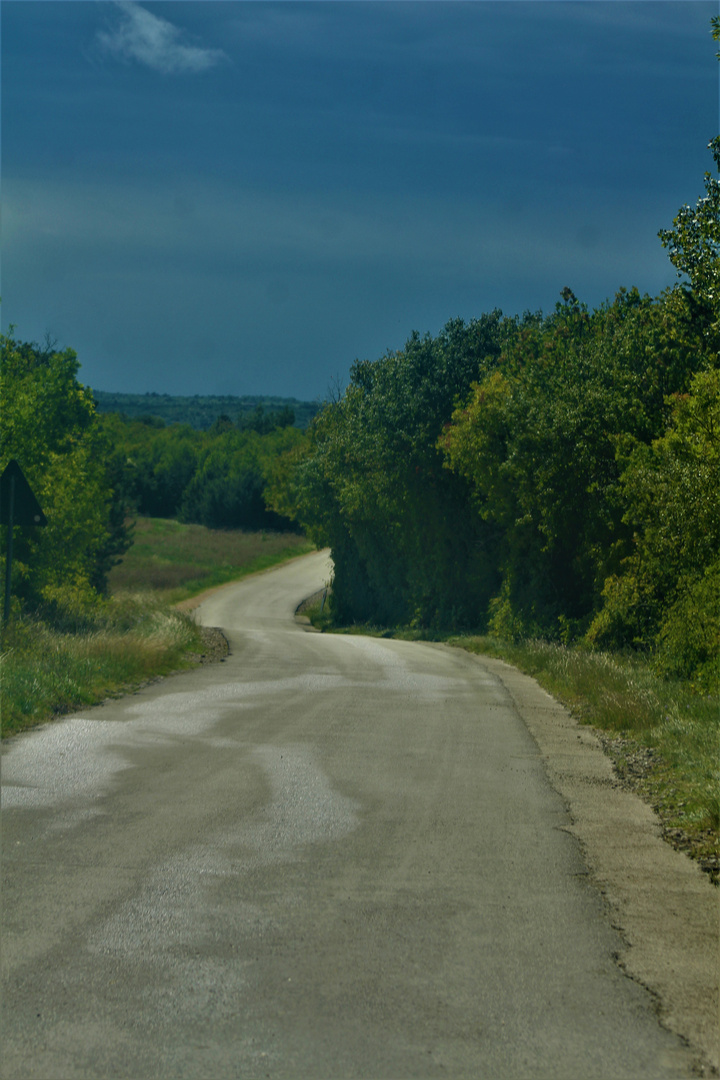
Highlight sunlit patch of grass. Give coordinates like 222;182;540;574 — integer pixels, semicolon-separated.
3;520;316;737
1;595;205;738
109;517;314;601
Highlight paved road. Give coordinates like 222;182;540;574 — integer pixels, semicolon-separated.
1;551;696;1078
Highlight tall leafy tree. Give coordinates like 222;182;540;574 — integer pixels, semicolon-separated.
0;333;131;614
587;17;720;683
588;368;720;689
658;17;720;346
275;314;513;627
440;287;703;639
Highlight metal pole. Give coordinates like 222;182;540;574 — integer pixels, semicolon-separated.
4;474;15;625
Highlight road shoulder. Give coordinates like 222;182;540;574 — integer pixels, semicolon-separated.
449;648;720;1077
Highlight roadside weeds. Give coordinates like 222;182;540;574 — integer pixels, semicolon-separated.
0;520;311;739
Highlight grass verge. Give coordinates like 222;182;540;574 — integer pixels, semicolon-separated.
2;519;315;738
108;517;314;602
302;600;719;884
1;595;205;738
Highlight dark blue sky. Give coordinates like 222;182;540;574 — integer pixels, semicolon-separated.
2;1;718;400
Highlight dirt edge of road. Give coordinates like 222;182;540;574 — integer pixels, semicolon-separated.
449;648;719;1077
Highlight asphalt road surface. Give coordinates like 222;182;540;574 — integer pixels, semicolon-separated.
0;551;700;1078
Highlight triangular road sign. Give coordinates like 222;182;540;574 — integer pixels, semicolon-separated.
0;460;47;527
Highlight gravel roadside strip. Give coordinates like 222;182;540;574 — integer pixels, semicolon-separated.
455;649;720;1077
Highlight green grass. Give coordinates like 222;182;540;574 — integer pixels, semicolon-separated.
1;595;205;738
450;637;719;851
303;601;719;883
2;519;315;737
108;517;314;601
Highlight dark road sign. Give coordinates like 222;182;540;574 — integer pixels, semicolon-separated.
1;460;47;623
0;460;47;527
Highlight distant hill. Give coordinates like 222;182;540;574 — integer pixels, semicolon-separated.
92;390;320;431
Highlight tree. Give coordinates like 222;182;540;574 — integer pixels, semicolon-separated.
274;313;512;627
0;333;131;615
238;404;295;435
179;426;304;531
440;287;704;640
658;18;720;344
587;368;720;690
585;16;720;685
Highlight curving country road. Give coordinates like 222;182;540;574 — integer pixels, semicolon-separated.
0;551;709;1078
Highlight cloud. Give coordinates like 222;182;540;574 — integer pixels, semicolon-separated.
96;1;228;75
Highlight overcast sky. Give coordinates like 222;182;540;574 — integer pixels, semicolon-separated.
2;1;718;401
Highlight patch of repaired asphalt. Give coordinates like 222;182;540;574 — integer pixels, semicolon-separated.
53;589;717;1075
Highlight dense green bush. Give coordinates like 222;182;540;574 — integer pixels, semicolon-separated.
442;285;710;641
179;426;304;531
587;368;720;689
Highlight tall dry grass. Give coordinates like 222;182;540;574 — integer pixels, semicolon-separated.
2;518;315;737
1;595;204;737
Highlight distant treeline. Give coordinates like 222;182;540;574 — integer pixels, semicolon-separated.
0;346;307;622
92;390;320;431
101;410;304;531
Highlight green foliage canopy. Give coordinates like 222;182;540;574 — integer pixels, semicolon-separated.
440;287;707;640
271;313;517;627
588;368;720;690
1;334;131;614
101;411;305;532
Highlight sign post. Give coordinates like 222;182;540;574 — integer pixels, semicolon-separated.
0;460;47;625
